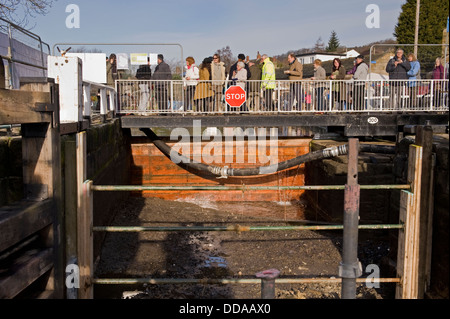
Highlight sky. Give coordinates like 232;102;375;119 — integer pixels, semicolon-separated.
24;0;405;65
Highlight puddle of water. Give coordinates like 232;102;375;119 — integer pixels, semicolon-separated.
204;256;227;268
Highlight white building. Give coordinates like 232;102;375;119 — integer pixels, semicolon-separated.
295;49;360;65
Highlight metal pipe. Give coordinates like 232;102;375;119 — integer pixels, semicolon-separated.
90;184;411;192
92;277;401;285
340;138;362;299
92;224;404;233
256;269;280;299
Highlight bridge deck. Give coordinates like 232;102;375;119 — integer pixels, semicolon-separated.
120;112;449;137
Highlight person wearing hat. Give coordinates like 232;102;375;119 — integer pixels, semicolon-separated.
352;54;369;110
385;48;411;109
152;54;172;112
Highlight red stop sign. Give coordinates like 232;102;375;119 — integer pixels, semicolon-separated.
225;85;246;108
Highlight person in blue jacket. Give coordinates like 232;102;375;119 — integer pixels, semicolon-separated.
406;53;420;108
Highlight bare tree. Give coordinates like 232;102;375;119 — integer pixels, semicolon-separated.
0;0;55;28
215;45;234;73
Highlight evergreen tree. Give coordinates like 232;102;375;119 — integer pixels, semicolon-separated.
326;30;340;52
394;0;449;71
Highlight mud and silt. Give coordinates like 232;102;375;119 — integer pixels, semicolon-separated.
95;197;394;299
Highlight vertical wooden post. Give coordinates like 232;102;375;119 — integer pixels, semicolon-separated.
64;138;78;298
396;144;423;299
415;125;434;298
20;80;63;298
76;131;94;299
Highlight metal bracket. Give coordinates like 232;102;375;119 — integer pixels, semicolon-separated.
338;260;363;279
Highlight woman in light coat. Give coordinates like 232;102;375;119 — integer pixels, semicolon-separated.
184;56;199;111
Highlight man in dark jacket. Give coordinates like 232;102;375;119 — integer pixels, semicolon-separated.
386;48;411;109
152;54;172;112
228;53;251;81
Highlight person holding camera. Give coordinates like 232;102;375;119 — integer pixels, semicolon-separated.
386;48;411;110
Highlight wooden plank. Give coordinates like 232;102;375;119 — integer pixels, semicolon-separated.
0;199;53;252
64;138;78;292
415;126;434;298
396;144;422;299
0;248;53;299
0;88;52;125
76;132;94;299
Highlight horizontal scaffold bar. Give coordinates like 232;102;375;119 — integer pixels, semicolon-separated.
92;277;401;285
90;184;411;191
93;224;404;232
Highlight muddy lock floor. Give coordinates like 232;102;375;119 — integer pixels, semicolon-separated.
95;197;393;299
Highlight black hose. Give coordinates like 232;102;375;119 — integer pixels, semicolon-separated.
139;128;395;178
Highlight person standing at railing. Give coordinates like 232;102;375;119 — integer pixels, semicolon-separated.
230;61;248;112
260;54;276;111
106;54;118;87
183;56;199;111
284;53;303;111
431;57;445;107
248;58;262;112
311;59;326;112
406;53;420;108
385;48;411;110
228;54;252;82
152;54;172;113
330;58;346;111
193;57;214;112
352;54;368;110
136;56;152;112
211;54;226;112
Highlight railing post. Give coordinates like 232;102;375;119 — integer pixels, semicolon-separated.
256;269;280;299
329;80;333;111
83;83;91;118
429;81;434;110
340;138;362;299
100;88;107;120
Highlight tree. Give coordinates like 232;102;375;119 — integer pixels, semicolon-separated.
0;0;55;29
314;37;325;52
215;45;234;73
326;30;340;52
394;0;449;71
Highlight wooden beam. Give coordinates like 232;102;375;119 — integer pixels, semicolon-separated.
0;248;53;299
0;199;53;252
76;132;94;299
415;125;434;298
0;88;53;125
396;144;423;299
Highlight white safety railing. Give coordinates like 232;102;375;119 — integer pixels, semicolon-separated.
83;81;116;118
115;79;448;115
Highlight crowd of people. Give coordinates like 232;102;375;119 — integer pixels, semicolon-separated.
107;49;448;113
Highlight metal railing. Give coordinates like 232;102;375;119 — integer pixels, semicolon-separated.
0;17;50;89
115;79;449;115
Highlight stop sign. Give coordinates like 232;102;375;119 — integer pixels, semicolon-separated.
225;85;246;108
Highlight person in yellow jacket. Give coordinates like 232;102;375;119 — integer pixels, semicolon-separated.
260;54;276;111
